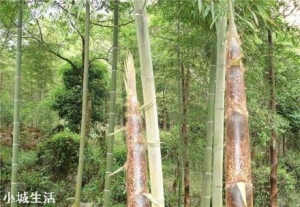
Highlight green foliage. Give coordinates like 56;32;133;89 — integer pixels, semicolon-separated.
36;131;80;181
51;60;109;132
252;160;300;207
0;91;13;127
0;146;11;195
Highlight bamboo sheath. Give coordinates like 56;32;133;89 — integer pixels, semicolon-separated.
225;1;253;206
125;54;149;207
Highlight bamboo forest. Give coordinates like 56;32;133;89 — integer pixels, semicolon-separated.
1;0;300;207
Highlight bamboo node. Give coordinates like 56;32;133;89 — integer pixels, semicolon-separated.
141;76;154;81
146;140;162;145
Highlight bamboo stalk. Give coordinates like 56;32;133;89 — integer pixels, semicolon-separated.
212;13;227;207
201;45;216;207
74;1;90;206
225;0;253;206
103;0;119;206
176;2;183;205
268;30;278;207
124;53;149;207
10;1;22;206
133;0;165;206
182;66;190;207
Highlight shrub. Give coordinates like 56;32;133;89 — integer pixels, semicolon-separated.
36;131;80;181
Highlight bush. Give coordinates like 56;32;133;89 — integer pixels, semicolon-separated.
36;131;80;181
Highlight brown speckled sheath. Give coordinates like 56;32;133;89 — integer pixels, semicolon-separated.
125;54;150;207
225;34;253;207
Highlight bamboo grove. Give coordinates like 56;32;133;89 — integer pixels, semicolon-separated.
1;0;299;206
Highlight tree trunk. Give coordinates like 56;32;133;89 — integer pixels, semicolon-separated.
225;1;253;206
182;66;190;207
10;1;22;206
171;161;179;207
201;44;216;207
163;88;167;131
133;0;165;206
103;0;119;206
176;2;183;205
74;2;90;206
212;12;227;207
124;53;150;207
268;29;278;207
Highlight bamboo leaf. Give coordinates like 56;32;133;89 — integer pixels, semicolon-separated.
203;4;211;18
211;0;215;21
210;13;221;29
198;0;202;12
236;13;255;31
256;4;269;23
250;11;258;26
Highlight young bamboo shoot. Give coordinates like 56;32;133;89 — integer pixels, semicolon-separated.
225;0;253;206
124;53;149;207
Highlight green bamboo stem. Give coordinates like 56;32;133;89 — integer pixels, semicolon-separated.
103;0;119;206
201;45;216;207
10;1;22;206
74;1;90;206
133;0;165;206
212;12;227;207
182;67;190;207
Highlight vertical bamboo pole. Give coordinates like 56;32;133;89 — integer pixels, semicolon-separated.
201;45;216;207
182;67;190;207
225;0;253;206
212;10;227;207
74;1;90;206
268;29;278;207
176;1;183;205
133;0;165;206
10;1;22;206
103;0;119;206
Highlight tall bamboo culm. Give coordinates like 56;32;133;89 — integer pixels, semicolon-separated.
74;1;90;206
133;0;165;206
10;1;22;206
268;30;278;207
201;45;216;207
124;53;149;207
212;11;227;207
176;2;183;205
103;0;119;206
225;0;253;206
182;66;190;207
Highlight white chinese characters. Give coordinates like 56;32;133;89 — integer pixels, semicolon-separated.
3;191;55;204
